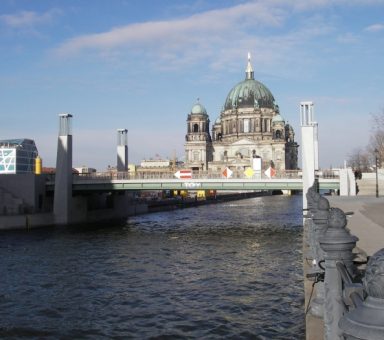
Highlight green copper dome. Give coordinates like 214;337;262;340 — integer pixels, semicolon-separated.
272;113;285;124
223;54;275;110
191;102;207;115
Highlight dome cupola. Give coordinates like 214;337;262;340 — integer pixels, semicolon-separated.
272;114;285;124
223;53;275;110
191;100;207;115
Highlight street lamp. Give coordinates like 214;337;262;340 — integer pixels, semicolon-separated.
375;148;379;198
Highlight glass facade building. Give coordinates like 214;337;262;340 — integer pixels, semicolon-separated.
0;139;38;174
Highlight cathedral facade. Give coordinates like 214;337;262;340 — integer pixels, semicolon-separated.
184;55;298;173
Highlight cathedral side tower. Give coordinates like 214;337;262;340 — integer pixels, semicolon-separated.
184;100;213;171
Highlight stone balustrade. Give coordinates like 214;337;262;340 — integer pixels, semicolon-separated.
305;182;384;340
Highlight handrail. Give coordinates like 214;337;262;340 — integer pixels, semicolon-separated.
336;262;353;284
336;261;364;308
68;169;340;181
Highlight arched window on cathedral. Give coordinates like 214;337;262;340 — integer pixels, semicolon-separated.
276;130;281;139
193;124;199;133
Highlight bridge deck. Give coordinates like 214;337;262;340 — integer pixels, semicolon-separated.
53;178;340;192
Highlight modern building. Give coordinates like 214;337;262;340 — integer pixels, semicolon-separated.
0;139;39;174
184;54;299;173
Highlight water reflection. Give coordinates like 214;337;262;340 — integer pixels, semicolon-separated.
0;195;304;339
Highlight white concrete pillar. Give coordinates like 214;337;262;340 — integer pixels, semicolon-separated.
117;129;128;172
301;102;318;209
54;113;73;225
314;122;319;171
339;168;357;196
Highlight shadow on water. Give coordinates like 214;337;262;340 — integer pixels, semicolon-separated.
0;195;305;339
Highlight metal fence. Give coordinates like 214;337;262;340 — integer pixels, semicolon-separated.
72;169;339;181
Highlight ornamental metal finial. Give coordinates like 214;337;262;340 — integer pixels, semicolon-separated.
317;196;330;211
328;207;347;229
363;248;384;298
246;52;254;80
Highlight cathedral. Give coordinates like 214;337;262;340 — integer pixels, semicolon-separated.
184;54;298;174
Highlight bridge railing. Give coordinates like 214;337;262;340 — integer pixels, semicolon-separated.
72;169;313;181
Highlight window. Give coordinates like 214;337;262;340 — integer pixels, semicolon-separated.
193;124;199;133
0;149;16;174
244;119;250;133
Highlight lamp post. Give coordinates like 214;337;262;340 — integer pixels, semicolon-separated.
375;148;379;198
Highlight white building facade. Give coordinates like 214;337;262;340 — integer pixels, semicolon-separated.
184;55;298;173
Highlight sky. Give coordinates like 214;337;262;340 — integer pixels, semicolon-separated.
1;0;384;170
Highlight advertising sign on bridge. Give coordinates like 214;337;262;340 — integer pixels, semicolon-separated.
174;169;192;179
244;168;254;178
264;166;276;179
222;167;233;179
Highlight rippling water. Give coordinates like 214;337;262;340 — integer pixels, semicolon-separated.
0;195;304;339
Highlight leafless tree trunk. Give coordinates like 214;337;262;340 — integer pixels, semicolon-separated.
369;110;384;168
347;147;371;171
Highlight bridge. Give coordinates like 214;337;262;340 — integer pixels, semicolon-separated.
50;108;357;225
49;171;340;192
0;108;356;228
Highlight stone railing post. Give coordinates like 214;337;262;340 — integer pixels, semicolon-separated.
312;196;330;265
339;248;384;339
309;196;330;317
306;183;319;213
305;184;321;261
319;207;358;340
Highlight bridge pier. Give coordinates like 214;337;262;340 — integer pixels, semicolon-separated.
117;129;128;172
52;118;140;226
53;113;73;225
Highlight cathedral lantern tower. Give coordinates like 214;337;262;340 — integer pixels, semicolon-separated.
184;100;213;171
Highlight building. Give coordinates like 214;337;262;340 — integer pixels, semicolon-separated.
0;139;39;174
74;166;97;175
136;159;184;178
184;54;298;173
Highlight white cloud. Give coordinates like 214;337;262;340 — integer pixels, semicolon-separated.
337;33;359;44
53;2;286;58
364;23;384;32
52;0;339;77
0;9;60;28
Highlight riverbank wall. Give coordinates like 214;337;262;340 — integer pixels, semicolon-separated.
0;202;149;231
0;190;277;231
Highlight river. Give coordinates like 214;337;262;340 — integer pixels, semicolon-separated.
0;195;305;339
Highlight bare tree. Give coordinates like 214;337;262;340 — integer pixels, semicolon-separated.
347;147;371;171
368;110;384;167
